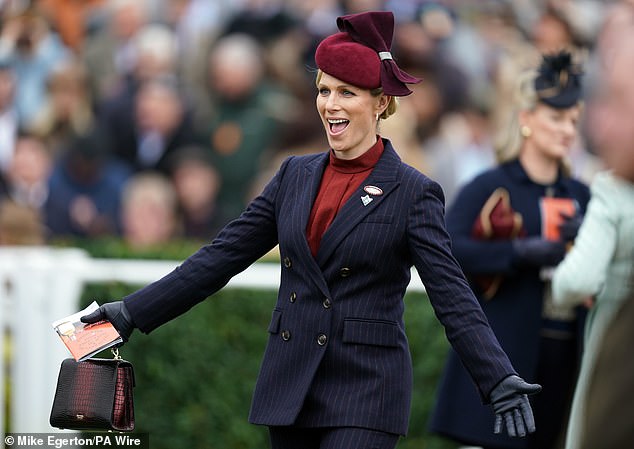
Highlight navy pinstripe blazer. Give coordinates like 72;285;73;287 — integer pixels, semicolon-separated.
124;138;515;435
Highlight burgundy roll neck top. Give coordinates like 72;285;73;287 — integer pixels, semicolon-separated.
306;138;384;257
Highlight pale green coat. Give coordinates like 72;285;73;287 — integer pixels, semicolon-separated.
552;170;634;449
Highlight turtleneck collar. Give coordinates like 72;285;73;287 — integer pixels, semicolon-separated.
329;136;384;174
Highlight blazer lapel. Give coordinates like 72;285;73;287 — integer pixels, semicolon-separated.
295;153;332;296
316;142;401;267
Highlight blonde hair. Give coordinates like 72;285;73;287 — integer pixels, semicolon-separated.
493;70;539;164
122;172;177;211
315;69;398;120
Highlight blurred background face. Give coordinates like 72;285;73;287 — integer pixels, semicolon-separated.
8;136;51;187
531;12;573;53
123;199;174;247
587;39;634;181
132;25;178;82
47;62;88;118
208;34;262;100
111;0;147;40
135;81;183;135
122;175;177;248
172;160;219;213
521;103;580;162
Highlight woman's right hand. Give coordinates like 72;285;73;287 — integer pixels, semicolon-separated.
81;301;136;343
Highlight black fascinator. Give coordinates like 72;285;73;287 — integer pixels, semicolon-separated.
535;51;583;109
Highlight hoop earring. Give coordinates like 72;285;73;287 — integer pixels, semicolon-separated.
520;125;532;138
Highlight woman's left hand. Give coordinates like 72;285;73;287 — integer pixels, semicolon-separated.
490;375;542;437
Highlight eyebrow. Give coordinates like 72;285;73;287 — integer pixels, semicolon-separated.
317;83;356;90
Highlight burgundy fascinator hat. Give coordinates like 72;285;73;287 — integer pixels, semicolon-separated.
315;11;421;96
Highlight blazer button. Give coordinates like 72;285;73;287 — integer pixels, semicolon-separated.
317;334;327;346
339;267;351;278
289;292;297;303
281;330;291;341
283;257;292;268
322;298;332;309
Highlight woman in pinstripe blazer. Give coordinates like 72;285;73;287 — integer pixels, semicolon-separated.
83;11;539;449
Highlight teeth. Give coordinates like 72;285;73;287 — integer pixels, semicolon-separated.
328;119;348;124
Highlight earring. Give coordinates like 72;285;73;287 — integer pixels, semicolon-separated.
375;113;380;121
520;125;532;138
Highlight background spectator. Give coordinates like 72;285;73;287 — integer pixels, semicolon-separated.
155;0;233;91
36;0;105;53
552;6;634;447
120;171;180;249
195;32;287;225
28;58;95;156
44;125;131;238
167;146;222;241
0;6;71;127
3;131;52;210
423;98;496;207
105;75;196;174
81;0;151;101
0;198;45;245
429;52;591;449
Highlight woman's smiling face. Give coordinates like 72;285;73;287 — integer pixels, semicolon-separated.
316;71;389;160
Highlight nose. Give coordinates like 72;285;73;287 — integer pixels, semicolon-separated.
325;93;340;111
563;119;577;137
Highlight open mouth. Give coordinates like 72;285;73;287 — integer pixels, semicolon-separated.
328;119;350;135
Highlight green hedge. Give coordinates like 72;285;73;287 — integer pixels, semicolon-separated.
76;239;458;449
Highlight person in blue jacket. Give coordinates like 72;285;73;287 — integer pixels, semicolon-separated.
429;51;591;449
83;11;540;449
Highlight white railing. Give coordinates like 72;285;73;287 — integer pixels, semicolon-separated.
0;247;425;439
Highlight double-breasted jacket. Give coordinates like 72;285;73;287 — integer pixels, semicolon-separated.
124;139;515;435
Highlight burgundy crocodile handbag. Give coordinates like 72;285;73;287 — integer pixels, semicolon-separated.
50;355;135;432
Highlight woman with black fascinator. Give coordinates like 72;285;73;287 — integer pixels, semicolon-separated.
429;51;591;449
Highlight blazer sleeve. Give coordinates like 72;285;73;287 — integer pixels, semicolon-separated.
445;178;518;275
123;157;292;333
407;178;515;400
552;172;618;307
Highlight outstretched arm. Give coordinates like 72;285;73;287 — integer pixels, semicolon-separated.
408;179;541;437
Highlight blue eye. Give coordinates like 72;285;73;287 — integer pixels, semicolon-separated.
342;90;355;96
319;88;330;96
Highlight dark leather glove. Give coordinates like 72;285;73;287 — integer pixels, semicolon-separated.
558;211;583;242
490;375;541;437
81;301;136;343
512;237;566;267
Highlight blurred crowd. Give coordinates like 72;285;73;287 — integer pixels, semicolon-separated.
0;0;612;248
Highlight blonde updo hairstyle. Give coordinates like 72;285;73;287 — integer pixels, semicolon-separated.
315;69;398;120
